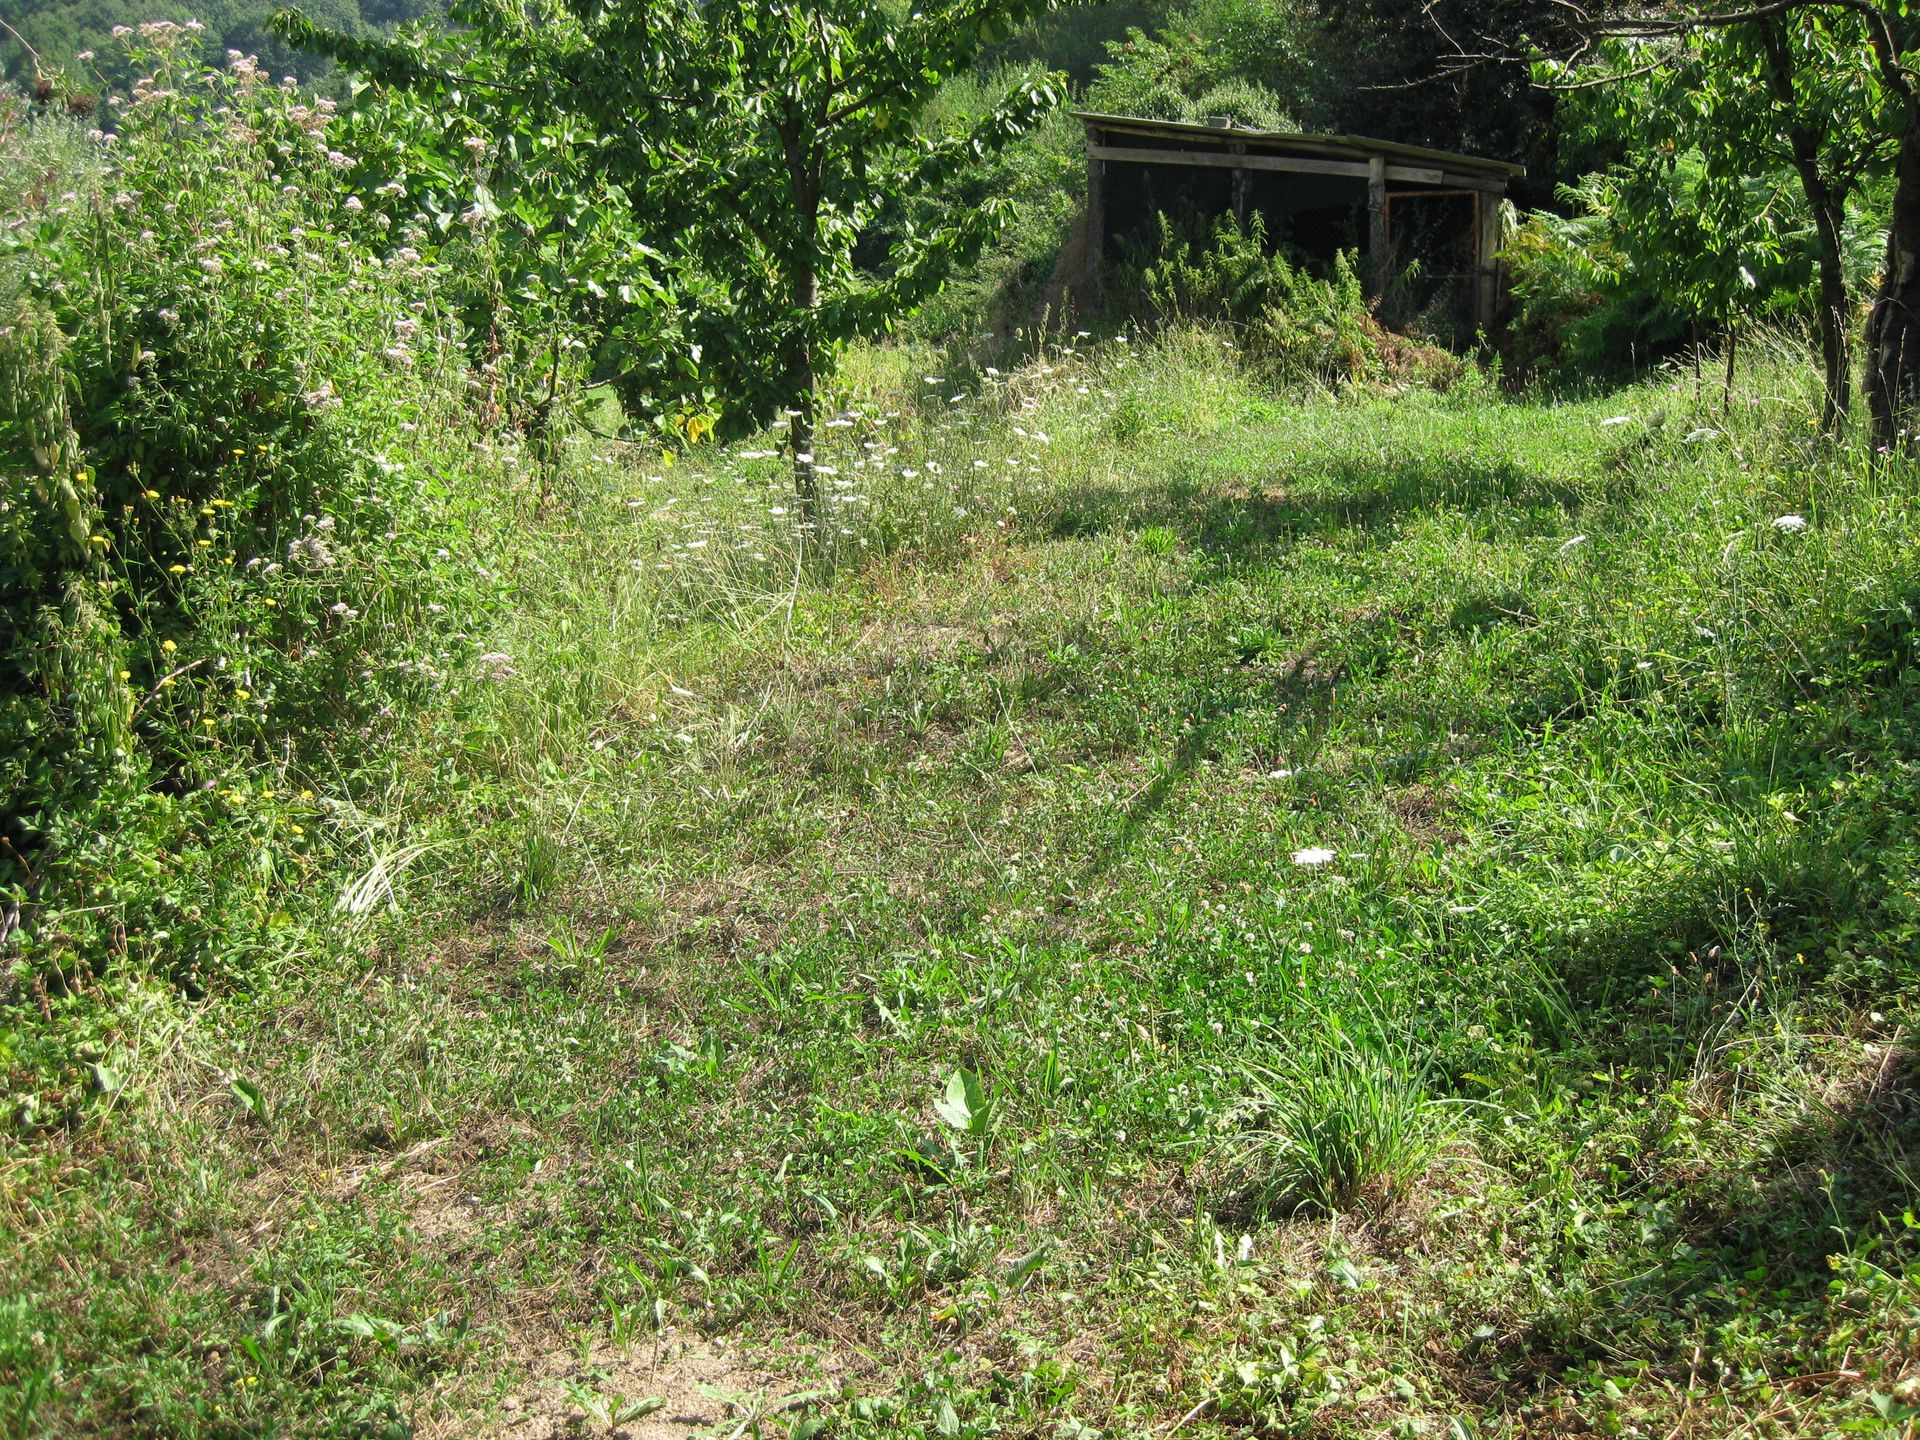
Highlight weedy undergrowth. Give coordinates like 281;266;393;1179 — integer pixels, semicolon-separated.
1;31;521;1037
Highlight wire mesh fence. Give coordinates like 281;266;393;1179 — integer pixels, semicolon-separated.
1380;189;1482;344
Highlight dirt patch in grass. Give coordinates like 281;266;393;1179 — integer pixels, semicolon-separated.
853;619;980;669
475;1332;839;1440
1388;783;1461;849
393;1160;486;1251
628;870;794;968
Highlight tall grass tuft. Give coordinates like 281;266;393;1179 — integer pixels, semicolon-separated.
1220;1021;1453;1217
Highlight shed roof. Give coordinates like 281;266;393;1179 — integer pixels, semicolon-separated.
1072;111;1525;181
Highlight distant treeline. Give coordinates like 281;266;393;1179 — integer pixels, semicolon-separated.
1;0;446;90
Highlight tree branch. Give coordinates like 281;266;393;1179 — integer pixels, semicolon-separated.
1587;0;1911;101
0;16;45;75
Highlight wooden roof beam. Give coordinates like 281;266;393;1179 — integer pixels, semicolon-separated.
1084;144;1509;193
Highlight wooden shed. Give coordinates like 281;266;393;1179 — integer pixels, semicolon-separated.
1077;112;1524;334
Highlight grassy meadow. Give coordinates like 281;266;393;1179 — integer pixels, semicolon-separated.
11;321;1920;1438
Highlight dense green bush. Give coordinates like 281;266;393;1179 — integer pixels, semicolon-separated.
1085;22;1292;129
975;0;1168;88
1501;191;1666;381
1186;78;1288;131
900;69;1088;342
1503;164;1890;382
0;32;509;1025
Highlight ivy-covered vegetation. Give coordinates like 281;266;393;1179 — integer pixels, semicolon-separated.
10;3;1920;1438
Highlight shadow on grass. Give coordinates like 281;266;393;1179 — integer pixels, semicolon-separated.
1558;584;1920;1017
1046;452;1595;556
1475;1039;1920;1404
1071;649;1345;892
1679;1045;1920;1290
1438;583;1920;1402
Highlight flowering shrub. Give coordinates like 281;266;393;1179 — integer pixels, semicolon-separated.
0;30;511;1016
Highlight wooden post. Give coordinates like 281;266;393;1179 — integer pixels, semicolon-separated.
1476;186;1504;333
1367;155;1388;302
1084;128;1105;309
1232;142;1249;227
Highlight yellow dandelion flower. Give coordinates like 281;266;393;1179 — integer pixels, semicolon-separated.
118;669;131;681
168;564;187;574
143;489;160;500
160;639;177;653
235;689;250;701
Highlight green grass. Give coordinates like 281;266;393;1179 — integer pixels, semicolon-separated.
10;331;1920;1439
1221;1017;1454;1217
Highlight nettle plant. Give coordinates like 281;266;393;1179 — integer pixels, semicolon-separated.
275;0;1067;516
0;26;506;1006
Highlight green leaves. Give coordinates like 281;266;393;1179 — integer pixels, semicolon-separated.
933;1067;995;1135
230;1074;272;1127
1557;13;1900;341
558;1380;663;1431
280;0;1065;447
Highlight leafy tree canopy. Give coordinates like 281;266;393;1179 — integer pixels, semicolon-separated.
274;0;1065;507
1550;9;1900;421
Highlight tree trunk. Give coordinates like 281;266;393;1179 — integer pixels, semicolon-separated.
791;248;820;529
1867;99;1920;451
1759;19;1851;430
791;360;818;527
1809;199;1852;430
